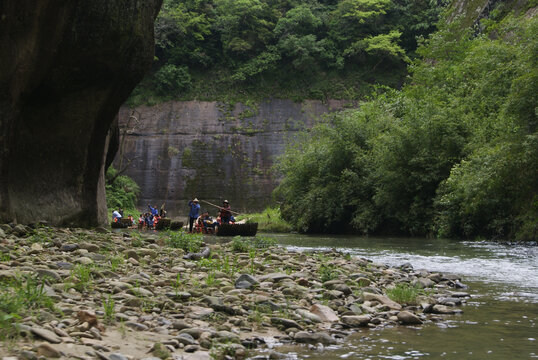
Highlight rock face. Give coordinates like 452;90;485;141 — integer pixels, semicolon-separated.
117;99;352;214
0;0;162;226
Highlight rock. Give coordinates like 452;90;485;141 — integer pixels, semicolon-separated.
309;304;339;322
20;350;38;360
270;317;302;330
363;292;402;310
177;333;198;346
182;351;212;360
109;353;129;360
0;228;5;238
397;311;423;325
258;273;292;282
235;274;259;289
416;277;435;288
216;330;240;342
296;309;322;323
172;320;192;330
449;291;470;298
35;269;62;282
124;250;139;260
60;243;79;252
124;321;149;331
341;315;371;327
294;331;336;345
76;256;93;265
13;224;28;237
165;291;191;301
31;327;62;343
30;243;43;252
432;305;463;314
36;343;61;358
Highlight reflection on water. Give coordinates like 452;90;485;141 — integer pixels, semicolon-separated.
260;234;538;360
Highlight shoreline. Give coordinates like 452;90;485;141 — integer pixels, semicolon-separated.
0;225;469;359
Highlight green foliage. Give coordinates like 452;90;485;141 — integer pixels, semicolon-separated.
319;264;339;282
105;166;140;213
164;230;204;253
128;0;445;105
0;275;55;339
237;207;292;233
385;282;423;305
275;11;538;240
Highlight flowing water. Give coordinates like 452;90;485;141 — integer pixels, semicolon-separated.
260;234;538;360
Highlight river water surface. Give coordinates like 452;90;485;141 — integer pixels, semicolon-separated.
262;234;537;360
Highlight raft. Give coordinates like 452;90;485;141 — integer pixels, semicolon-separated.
217;223;258;237
154;218;171;230
110;218;133;229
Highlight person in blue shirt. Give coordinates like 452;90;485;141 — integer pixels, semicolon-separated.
188;198;201;232
147;204;159;217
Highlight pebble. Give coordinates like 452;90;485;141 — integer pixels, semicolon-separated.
30;327;62;344
397;311;423;325
36;343;61;358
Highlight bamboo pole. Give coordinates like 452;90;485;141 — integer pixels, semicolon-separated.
199;199;242;215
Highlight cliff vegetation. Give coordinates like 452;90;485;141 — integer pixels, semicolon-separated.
127;0;447;105
275;4;538;241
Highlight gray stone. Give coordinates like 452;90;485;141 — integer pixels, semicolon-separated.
294;331;336;345
235;274;259;289
165;291;191;301
341;315;371;327
124;321;149;331
109;353;129;360
432;305;463;314
13;224;28;236
397;311;423;325
35;269;61;282
172;320;192;330
177;333;198;346
20;350;38;360
60;243;79;252
309;304;339;322
31;327;62;344
36;343;61;358
270;317;302;330
296;309;322;323
259;273;292;282
363;292;402;310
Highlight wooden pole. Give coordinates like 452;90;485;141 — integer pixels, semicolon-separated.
199;199;242;215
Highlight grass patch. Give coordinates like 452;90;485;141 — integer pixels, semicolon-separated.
0;275;55;339
231;236;277;253
162;229;203;253
385;283;424;305
237;207;293;233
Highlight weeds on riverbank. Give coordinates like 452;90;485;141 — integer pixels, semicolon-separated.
231;236;276;252
237;207;293;233
386;283;424;305
0;275;55;339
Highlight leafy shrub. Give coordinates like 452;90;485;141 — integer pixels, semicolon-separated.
154;64;191;96
319;264;339;283
106;166;140;212
237;207;293;233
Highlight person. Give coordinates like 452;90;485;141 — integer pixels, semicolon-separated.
188;198;201;232
197;211;217;233
219;200;232;225
119;208;124;217
160;203;167;218
112;209;122;222
148;204;158;217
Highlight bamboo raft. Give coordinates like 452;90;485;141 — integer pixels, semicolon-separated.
216;223;258;237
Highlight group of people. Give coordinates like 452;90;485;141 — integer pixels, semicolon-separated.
112;198;234;233
112;204;167;229
188;198;235;233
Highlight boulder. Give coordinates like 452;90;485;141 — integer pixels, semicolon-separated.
397;311;423;325
309;304;339;322
363;292;402;310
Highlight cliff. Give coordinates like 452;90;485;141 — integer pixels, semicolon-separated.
117;100;353;216
0;0;162;226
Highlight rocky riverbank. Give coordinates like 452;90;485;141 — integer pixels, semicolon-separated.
0;225;469;360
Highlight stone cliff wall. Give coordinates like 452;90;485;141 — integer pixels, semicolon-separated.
0;0;161;226
117;100;352;216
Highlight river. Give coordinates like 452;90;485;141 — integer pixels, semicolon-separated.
260;234;537;360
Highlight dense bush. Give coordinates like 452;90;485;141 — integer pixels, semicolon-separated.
275;11;538;240
105;167;141;212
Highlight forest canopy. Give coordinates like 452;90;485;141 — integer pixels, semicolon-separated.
274;7;538;241
129;0;446;104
